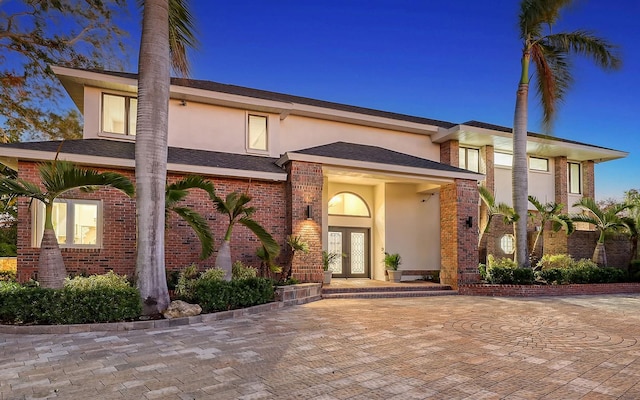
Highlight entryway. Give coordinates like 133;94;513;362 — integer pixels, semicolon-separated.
327;227;370;278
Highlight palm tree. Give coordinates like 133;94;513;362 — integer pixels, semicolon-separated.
528;195;574;260
512;0;621;267
571;198;634;266
165;176;215;260
135;0;196;315
212;191;280;281
0;161;134;288
478;185;518;249
283;235;309;281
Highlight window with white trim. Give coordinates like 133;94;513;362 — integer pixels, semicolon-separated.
500;234;515;255
459;147;479;172
33;199;102;248
494;152;512;167
568;162;582;194
247;114;268;151
529;157;549;172
102;93;137;136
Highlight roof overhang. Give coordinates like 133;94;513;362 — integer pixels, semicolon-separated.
432;124;627;163
0;148;287;182
52;66;441;136
277;152;484;182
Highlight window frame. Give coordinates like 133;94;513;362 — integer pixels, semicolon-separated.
459;147;480;173
499;234;515;255
328;192;371;217
101;92;137;137
246;113;269;153
494;152;513;168
529;156;550;172
32;199;103;249
568;162;582;194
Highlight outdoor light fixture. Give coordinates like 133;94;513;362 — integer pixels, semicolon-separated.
466;216;473;228
306;204;313;220
179;99;187;106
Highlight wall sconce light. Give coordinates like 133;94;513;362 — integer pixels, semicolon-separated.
179;99;187;106
465;216;473;228
306;204;313;220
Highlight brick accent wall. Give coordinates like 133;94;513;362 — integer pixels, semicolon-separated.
440;179;480;288
285;161;323;283
480;145;494;193
583;160;595;200
439;140;459;166
16;161;287;281
544;230;631;268
459;282;640;297
554;156;568;213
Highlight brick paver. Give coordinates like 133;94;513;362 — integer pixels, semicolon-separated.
1;295;640;399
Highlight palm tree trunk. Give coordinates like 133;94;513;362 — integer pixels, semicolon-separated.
135;0;171;315
513;81;530;268
38;228;66;289
215;240;232;281
593;242;607;267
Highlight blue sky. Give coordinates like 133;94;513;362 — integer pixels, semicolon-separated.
118;0;639;200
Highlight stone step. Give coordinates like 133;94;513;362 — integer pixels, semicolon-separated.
322;290;458;299
322;284;452;294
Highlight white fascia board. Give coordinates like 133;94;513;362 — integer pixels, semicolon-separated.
0;149;287;182
277;152;484;181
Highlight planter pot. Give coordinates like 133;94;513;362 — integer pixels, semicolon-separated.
323;270;333;284
387;270;402;283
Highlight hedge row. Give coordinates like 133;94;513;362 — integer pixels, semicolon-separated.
191;277;275;313
0;283;141;325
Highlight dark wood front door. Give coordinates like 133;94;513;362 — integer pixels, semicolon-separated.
327;227;370;278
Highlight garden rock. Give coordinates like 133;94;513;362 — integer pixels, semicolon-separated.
162;300;202;319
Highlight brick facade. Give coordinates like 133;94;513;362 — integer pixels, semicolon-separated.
439;179;480;288
439;140;459;166
459;282;640;297
583;160;595;200
285;161;323;283
16;161;287;281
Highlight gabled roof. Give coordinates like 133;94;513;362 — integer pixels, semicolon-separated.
278;142;483;181
0;139;286;180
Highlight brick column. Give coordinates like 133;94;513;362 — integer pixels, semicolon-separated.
285;161;323;282
439;140;459;167
440;179;480;289
553;156;568;254
583;160;595;200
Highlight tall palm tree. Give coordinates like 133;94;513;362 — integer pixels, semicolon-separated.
135;0;196;315
571;198;634;266
527;195;574;260
165;176;215;260
512;0;621;267
478;185;518;249
0;161;134;288
212;191;280;281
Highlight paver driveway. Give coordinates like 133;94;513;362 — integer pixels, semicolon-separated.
2;294;640;399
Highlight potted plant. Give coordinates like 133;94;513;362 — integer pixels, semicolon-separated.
384;252;402;282
322;251;340;284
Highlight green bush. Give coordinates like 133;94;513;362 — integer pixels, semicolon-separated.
200;268;225;282
484;255;533;284
511;267;535;284
537;254;575;270
478;264;487;280
537;268;566;284
536;265;626;284
192;277;275;313
232;261;257;280
175;264;200;301
0;282;141;325
487;254;517;269
0;269;16;282
64;270;131;290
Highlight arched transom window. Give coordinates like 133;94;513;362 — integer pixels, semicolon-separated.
328;192;370;217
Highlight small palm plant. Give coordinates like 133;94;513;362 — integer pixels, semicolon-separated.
165;176;215;260
384;252;402;271
571;198;634;267
322;250;341;272
284;235;309;280
528;196;574;260
212;191;280;280
0;161;134;288
479;185;518;249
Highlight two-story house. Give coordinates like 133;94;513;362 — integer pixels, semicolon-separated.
0;66;627;287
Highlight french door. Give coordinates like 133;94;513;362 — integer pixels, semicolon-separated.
327;227;370;278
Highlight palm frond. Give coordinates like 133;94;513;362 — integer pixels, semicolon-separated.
38;161;134;199
479;185;495;208
0;178;46;203
239;217;280;259
519;0;574;38
168;0;198;77
532;43;573;131
551;214;575;234
166;176;215;209
547;31;622;70
171;206;214;259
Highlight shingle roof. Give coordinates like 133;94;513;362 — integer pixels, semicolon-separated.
90;69;457;129
463;120;620;152
0;139;284;174
291;142;478;174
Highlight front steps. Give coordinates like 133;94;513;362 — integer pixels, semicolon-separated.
321;282;457;299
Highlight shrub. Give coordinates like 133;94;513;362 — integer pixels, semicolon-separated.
175;264;200;301
484;255;533;284
0;269;16;282
511;267;535;284
537;254;575;270
537;264;626;284
232;261;257;280
536;268;566;284
0;282;141;325
487;254;517;269
192;277;275;313
478;264;487;280
200;268;225;282
64;270;131;290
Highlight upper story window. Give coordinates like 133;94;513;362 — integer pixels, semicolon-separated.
459;147;479;172
247;114;268;151
529;157;549;172
568;162;582;194
33;199;103;248
494;152;512;167
102;93;137;136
